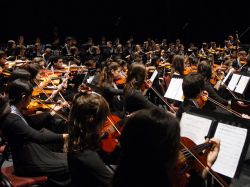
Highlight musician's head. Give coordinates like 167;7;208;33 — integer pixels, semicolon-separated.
8;79;33;107
171;55;185;76
68;91;110;152
10;69;31;81
113;108;180;187
51;56;64;69
65;36;73;46
99;62;120;86
197;60;212;80
151;55;161;67
125;63;146;91
33;57;46;68
182;73;204;99
26;63;42;80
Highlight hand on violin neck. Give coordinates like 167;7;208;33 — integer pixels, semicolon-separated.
202;138;220;178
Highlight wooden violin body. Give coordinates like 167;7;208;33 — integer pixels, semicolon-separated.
99;114;122;153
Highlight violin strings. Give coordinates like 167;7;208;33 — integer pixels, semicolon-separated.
181;142;211;158
207;97;242;118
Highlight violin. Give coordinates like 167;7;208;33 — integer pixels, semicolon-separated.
99;114;122;153
115;76;126;86
183;65;197;76
32;87;54;97
175;137;229;187
23;100;56;115
196;91;208;108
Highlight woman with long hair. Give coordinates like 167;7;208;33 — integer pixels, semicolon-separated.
67;91;113;187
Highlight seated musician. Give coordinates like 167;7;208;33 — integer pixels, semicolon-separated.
112;107;220;187
197;60;230;111
170;54;185;78
176;73;207;119
98;61;124;116
67;90;113;187
124;63;157;114
0;79;71;186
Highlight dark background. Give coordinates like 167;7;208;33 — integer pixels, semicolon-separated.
1;0;249;45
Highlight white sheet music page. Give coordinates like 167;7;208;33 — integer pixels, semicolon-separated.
235;75;250;94
164;78;183;101
180;113;212;145
175;79;184;101
87;76;95;84
212;123;247;178
222;68;234;86
228;74;241;91
149;70;158;83
164;78;179;99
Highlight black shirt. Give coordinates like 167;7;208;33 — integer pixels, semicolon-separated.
68;150;112;187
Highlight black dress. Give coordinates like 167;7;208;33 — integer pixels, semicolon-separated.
0;113;71;186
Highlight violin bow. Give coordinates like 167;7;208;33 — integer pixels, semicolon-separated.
144;80;177;113
33;80;54;102
43;72;68;104
32;97;68;121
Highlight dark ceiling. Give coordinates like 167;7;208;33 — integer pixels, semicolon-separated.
1;0;249;45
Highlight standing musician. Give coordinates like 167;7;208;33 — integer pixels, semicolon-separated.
112;107;220;187
0;79;71;186
67;90;113;187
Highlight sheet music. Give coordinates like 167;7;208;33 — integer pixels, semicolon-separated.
212;123;247;178
87;76;94;84
235;75;250;94
149;70;158;83
222;68;234;86
175;79;184;101
227;74;241;91
164;78;183;101
180;113;212;145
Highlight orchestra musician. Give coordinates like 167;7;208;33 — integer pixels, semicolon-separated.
0;79;71;186
176;73;208;119
98;61;124;116
124;63;157;114
197;60;231;111
67;90;113;187
112;107;220;187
